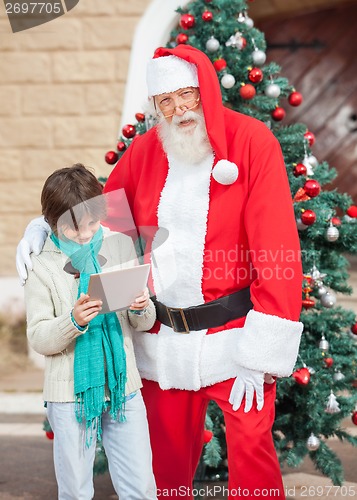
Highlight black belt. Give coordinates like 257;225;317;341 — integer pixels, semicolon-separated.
152;287;252;333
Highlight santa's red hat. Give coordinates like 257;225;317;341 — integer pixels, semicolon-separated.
146;45;238;185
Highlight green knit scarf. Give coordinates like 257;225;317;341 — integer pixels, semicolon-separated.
51;226;127;443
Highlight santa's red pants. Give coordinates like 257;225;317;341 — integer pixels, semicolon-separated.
142;378;285;500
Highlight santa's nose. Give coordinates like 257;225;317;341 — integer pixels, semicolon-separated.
173;105;186;116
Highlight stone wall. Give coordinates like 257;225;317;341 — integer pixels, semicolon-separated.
0;0;150;277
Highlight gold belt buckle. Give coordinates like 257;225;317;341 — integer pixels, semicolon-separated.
166;307;190;333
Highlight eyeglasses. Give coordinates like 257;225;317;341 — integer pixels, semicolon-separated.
155;89;200;118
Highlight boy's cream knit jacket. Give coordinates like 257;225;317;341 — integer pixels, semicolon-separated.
24;228;156;402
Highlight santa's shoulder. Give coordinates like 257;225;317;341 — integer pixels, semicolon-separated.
224;108;274;137
223;107;277;145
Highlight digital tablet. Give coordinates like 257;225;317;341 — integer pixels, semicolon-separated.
87;263;150;314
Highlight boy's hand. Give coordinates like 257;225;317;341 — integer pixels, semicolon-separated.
73;293;102;326
129;288;150;311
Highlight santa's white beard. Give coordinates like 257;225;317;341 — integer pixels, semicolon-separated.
158;109;213;165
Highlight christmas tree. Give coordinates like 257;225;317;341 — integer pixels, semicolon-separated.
106;0;357;485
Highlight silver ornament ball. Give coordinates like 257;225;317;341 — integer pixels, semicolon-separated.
307;155;318;168
206;37;220;53
320;291;337;308
245;16;254;29
319;336;329;350
307;433;320;451
265;83;281;98
317;285;328;297
296;218;308;231
237;12;246;23
333;371;345;381
221;74;236;89
326;226;340;242
252;49;266;66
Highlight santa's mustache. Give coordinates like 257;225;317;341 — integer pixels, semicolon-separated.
171;110;201;126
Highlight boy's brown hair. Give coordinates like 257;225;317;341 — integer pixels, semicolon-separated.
41;163;106;234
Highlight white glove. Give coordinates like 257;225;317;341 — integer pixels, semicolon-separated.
229;366;265;413
16;216;51;285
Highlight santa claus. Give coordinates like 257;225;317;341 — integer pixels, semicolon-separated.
17;45;303;499
104;45;303;499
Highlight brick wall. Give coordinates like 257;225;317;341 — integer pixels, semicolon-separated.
0;0;150;276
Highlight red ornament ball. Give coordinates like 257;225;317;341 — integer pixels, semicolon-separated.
176;33;188;44
105;150;119;165
46;431;54;440
352;411;357;425
204;0;213;2
347;205;357;218
248;67;263;83
272;107;286;121
331;216;341;226
117;141;126;152
180;13;195;30
292;367;311;385
324;357;334;368
203;429;213;443
351;323;357;335
301;210;316;226
213;58;227;72
302;298;315;309
304;130;315;146
239;84;256;100
135;112;145;122
122;124;136;139
293;163;307;177
288;91;303;106
202;11;213;22
304;179;321;198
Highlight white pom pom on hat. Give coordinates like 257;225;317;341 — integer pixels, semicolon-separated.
212;160;239;185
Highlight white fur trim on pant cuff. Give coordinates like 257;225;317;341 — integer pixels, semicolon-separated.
235;310;303;377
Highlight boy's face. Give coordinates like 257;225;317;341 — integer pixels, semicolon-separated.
60;212;100;245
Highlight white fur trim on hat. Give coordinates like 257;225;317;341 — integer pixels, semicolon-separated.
146;55;199;97
212;160;239;185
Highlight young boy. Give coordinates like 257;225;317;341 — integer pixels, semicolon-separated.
24;163;157;500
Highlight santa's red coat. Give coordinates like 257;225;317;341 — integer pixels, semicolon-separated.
104;108;303;391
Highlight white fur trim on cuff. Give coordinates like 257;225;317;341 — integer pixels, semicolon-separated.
236;310;303;377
